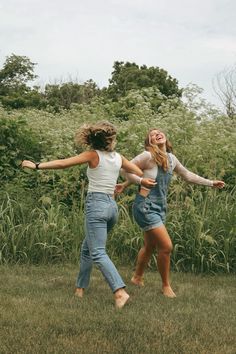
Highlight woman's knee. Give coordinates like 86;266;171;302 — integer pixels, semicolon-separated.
158;242;173;254
81;248;90;259
90;249;106;263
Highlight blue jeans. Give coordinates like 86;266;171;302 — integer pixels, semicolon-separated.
76;192;125;293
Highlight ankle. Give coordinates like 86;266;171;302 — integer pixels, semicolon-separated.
75;287;84;298
114;288;127;299
131;275;144;286
162;282;171;288
133;274;143;281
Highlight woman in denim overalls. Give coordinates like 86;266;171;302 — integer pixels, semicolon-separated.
21;121;143;308
117;129;225;297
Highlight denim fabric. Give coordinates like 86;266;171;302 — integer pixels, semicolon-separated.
133;153;173;231
76;192;125;293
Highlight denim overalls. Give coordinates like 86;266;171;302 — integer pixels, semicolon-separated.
133;153;173;231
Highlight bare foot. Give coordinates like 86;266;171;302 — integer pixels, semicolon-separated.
162;286;176;298
114;289;130;309
74;287;84;298
131;275;144;287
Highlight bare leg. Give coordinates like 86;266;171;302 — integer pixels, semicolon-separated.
154;226;176;298
133;225;176;297
131;231;154;286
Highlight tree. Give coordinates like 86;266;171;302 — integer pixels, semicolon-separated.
44;79;100;111
0;54;42;109
106;61;182;100
213;66;236;119
0;54;37;94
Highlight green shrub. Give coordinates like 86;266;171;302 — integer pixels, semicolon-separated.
0;116;44;183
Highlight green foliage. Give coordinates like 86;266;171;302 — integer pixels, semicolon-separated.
0;54;37;90
0;53;102;110
0;54;40;109
0;83;235;272
0;55;183;112
106;61;182;101
44;80;100;111
0;115;43;183
0;88;46;109
167;187;236;273
0;187;235;273
0;193;85;264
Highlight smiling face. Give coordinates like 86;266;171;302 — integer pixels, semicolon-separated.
149;129;167;146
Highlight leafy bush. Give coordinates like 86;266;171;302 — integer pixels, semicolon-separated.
0;85;235;271
0;115;44;183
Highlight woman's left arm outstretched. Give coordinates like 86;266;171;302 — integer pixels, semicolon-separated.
173;155;225;189
21;151;96;170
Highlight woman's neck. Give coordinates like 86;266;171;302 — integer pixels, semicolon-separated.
158;144;166;153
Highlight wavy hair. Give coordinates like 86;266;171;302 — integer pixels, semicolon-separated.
75;121;117;152
144;129;173;171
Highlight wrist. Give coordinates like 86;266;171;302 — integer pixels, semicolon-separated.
35;162;41;170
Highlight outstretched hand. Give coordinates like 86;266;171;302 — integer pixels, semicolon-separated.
21;160;36;169
212;180;225;189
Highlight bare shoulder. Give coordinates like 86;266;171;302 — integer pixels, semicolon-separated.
88;150;99;157
86;150;100;163
76;150;98;163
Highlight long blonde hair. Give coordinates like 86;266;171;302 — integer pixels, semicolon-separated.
144;129;173;171
75;121;117;152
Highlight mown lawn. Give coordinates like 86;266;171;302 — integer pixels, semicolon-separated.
0;264;235;354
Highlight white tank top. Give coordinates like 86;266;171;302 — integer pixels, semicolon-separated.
87;150;122;195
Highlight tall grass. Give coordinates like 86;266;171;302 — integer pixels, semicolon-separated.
168;185;236;273
0;187;235;273
0;193;85;264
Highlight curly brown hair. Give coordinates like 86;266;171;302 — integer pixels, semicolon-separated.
75;121;117;152
144;129;173;171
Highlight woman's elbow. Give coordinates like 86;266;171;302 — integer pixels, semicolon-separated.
138;169;143;177
58;160;69;169
133;167;143;177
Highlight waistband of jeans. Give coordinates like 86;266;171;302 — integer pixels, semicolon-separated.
87;192;114;198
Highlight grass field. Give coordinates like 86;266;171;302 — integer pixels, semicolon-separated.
0;264;235;354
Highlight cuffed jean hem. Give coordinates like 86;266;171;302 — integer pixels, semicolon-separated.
76;280;89;289
76;269;126;293
112;284;126;293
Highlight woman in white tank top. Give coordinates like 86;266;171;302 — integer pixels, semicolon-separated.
22;121;143;308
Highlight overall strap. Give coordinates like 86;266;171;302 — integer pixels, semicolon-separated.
167;153;173;173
